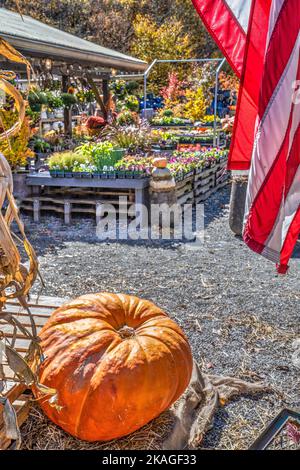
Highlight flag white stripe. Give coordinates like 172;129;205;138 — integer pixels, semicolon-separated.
224;0;252;32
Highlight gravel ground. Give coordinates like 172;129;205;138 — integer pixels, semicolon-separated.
19;185;300;450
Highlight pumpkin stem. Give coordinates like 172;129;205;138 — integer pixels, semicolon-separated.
118;325;135;339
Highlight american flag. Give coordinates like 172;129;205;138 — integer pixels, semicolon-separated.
193;0;300;272
243;0;300;273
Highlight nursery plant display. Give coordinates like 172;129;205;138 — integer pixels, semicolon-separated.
47;141;227;180
47;140;126;176
151;115;192;126
34;292;193;442
115;147;227;179
150;127;225;150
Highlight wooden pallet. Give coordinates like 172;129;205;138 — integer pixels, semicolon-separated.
194;165;218;180
177;190;194;206
176;181;193;199
195;179;229;203
21;196;132;224
0;295;66;449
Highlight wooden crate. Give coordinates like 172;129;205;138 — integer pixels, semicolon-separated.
0;296;66;449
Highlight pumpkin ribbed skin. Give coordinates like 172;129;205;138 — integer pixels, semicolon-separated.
35;293;193;442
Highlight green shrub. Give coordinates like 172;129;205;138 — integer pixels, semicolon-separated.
116;110;136;126
163;109;174;117
28;89;48;112
46;91;63;110
61;93;77;108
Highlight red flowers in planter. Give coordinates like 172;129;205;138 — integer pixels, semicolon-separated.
85;116;107;130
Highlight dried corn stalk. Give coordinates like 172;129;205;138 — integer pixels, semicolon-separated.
0;37;47;449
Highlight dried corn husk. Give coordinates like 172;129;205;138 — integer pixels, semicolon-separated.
0;36;50;449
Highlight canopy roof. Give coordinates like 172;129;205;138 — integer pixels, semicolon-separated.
0;8;147;72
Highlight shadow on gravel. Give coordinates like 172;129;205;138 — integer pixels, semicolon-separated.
19;186;233;254
292;242;300;259
204;185;231;229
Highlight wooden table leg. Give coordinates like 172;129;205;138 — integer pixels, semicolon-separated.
64;201;71;225
33;199;40;223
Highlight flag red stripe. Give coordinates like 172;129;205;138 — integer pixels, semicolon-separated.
259;0;300;118
228;0;272;170
192;0;246;77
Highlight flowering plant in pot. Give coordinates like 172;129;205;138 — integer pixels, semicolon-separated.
115;155;152;178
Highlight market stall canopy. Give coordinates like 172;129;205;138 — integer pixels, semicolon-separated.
0;8;147;73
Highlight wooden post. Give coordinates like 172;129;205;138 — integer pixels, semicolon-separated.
33;199;40;223
102;78;110;110
229;171;249;236
86;73;107;120
62;75;72;137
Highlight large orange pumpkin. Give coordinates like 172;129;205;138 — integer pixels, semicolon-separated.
34;293;193;441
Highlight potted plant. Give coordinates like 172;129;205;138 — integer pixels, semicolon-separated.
46;92;63;118
28;89;48;113
31;137;51;155
61;92;77;109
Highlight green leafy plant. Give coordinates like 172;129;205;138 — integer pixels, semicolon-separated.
163;109;174;117
74;141;124;171
45;91;63;110
28;89;48;112
90;141;114;170
31;136;51;153
61;93;77;108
